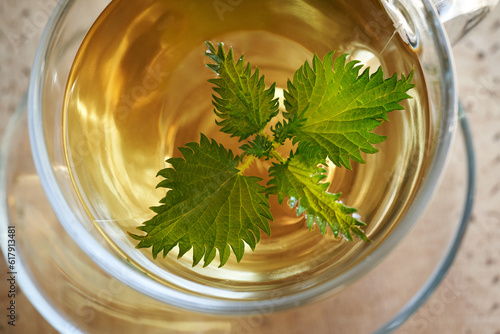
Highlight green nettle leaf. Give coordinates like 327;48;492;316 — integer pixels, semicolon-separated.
239;134;274;159
130;134;272;267
267;154;369;241
132;42;415;267
204;41;279;140
283;52;415;169
271;115;307;145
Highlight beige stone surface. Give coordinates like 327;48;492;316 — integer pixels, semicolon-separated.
0;1;499;333
397;6;500;334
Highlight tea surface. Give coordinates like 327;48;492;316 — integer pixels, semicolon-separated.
63;0;429;290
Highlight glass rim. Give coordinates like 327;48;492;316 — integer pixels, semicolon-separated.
375;103;474;333
27;0;458;315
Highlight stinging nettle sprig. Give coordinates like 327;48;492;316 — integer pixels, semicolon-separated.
130;41;415;267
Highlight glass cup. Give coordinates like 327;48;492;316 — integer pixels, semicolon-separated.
0;0;492;332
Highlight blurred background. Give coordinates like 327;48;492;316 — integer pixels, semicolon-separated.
0;1;499;333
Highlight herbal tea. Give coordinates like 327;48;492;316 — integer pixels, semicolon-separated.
63;0;428;289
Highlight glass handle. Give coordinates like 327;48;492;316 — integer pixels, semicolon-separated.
432;0;499;44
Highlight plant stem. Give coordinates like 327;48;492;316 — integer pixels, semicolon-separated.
237;155;256;174
238;132;286;174
270;143;286;163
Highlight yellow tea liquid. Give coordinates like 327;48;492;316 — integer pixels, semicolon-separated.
63;0;428;290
